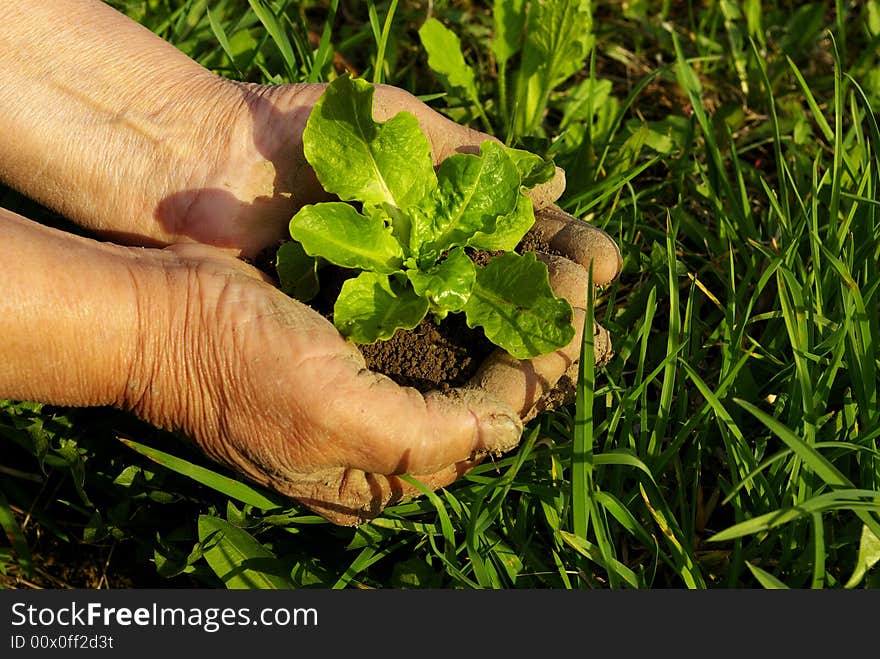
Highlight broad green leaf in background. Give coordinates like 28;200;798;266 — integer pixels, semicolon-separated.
418;18;479;99
406;247;476;316
291;202;404;274
303;76;437;209
334;272;429;343
514;0;594;137
464;252;574;359
416;141;521;261
418;18;490;131
198;515;294;589
492;0;528;135
275;240;319;302
492;0;527;65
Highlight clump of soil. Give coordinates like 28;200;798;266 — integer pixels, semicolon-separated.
359;310;494;391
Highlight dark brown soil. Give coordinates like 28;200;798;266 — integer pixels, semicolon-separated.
306;251;497;392
359;311;494;391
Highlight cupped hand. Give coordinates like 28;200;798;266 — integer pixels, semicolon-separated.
150;82;623;523
130;244;522;525
188;79;621;357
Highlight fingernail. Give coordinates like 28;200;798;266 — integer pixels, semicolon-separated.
477;408;523;455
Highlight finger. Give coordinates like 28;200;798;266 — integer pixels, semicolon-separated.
530;204;623;286
297;356;523;476
271;458;483;526
526;167;566;211
466;254;592;421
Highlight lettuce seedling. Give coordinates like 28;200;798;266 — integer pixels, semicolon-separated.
278;75;574;360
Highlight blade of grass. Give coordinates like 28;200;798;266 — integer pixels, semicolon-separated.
119;438;283;511
639;483;705;588
844;523;880;589
746;561;790;589
198;515;294;589
206;5;243;77
308;0;338;82
708;489;880;542
399;474;458;569
786;56;834;142
731;399;880;540
371;0;398;84
572;268;620;588
557;531;640;588
247;0;300;81
646;210;681;460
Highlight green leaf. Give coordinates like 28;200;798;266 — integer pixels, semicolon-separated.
406;247;476;315
275;241;319;302
468;192;534;252
418;18;492;132
505;147;556;188
558;531;641;588
197;515;294;590
290;202;404;273
303;76;436;210
334;272;429;343
246;0;299;81
206;6;241;75
732;398;850;487
746;562;790;589
492;0;527;65
464;252;573;359
845;525;880;588
418;18;481;106
0;490;32;579
514;0;594;136
392;556;439;588
417;141;521;260
707;489;880;543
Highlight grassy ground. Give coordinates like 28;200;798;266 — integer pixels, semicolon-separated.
2;0;879;589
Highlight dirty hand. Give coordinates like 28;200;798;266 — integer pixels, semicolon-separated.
142;84;623;522
126;243;526;526
233;82;623;421
132;234;619;525
182;81;622;422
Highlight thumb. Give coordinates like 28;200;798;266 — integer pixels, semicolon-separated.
298;351;523;475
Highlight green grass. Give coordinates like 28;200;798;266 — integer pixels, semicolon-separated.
2;0;880;589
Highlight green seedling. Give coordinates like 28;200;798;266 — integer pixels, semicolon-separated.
278;75;573;359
